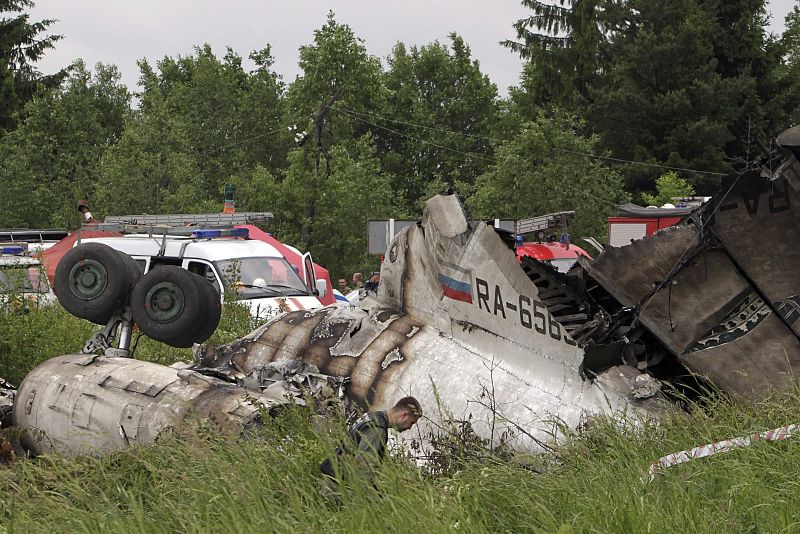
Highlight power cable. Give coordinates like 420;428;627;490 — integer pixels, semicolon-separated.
335;107;497;163
331;106;728;177
197;125;290;157
334;106;622;208
636;170;746;316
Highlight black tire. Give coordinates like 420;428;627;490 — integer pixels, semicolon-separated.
190;276;222;344
54;243;131;324
115;250;143;299
131;266;204;348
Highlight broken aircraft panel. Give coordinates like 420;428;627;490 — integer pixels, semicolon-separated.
579;167;800;398
192;127;800;448
581;222;800;397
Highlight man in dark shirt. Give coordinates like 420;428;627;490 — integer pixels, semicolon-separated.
363;272;380;292
320;396;422;500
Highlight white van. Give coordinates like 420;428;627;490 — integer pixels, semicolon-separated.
81;233;324;323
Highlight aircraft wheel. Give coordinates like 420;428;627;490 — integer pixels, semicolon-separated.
115;250;143;290
190;277;222;344
55;243;132;324
131;267;204;348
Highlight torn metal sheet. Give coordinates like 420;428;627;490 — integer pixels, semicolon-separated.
581;174;800;397
711;171;800;337
0;378;15;429
648;423;800;480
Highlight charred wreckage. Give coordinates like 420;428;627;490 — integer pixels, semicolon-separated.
1;126;800;458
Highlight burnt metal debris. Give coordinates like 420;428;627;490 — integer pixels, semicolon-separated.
2;125;800;458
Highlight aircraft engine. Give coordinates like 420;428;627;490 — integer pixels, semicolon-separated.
13;354;288;456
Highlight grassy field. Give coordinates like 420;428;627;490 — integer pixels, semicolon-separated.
1;304;800;533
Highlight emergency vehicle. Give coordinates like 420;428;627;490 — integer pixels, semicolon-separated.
512;211;591;272
80;226;325;323
606;198;708;247
515;240;590;273
102;212;336;307
0;244;56;309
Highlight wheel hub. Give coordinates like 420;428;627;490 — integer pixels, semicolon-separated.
144;282;185;323
69;259;108;300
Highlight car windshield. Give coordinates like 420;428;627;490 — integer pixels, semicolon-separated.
214;257;310;298
0;265;50;294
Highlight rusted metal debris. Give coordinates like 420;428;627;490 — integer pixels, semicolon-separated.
581;168;800;397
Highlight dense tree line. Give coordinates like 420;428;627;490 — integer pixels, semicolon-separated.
1;3;799;278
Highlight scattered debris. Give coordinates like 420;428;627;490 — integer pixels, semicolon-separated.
189;125;800;451
647;423;799;481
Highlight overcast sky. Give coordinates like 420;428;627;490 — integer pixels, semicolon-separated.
28;1;799;96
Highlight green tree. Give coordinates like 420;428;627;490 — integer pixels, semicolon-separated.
699;0;783;162
640;171;696;207
285;12;383;149
0;0;65;134
283;12;385;251
0;61;130;227
265;135;392;277
95;44;288;216
469;110;628;240
379;34;499;213
94;90;203;216
503;0;623;110
775;4;800;126
149;45;287;193
586;0;755;194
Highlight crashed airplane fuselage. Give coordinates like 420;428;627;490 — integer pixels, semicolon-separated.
193;194;666;450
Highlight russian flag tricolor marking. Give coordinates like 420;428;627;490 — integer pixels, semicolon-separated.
438;262;473;304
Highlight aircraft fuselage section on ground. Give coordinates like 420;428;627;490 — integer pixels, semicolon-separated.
196;194;659;450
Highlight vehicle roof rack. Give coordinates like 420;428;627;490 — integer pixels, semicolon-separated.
104;212;273;226
86;222;250;238
78;223;251;253
0;229;69;243
515;211;575;236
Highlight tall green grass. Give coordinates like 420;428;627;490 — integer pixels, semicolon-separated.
0;300;255;384
2;305;800;532
1;395;799;533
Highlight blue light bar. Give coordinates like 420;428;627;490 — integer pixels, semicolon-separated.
2;246;24;255
192;227;249;239
193;229;221;239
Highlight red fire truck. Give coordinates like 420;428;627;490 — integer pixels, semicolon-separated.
606;199;708;247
